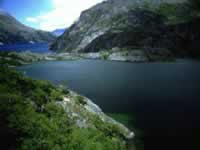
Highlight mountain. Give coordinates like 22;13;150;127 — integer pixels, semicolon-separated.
52;28;66;36
0;10;55;44
50;0;200;57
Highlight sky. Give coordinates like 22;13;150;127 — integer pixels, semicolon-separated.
0;0;104;31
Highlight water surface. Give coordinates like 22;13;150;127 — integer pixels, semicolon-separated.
0;43;50;53
17;59;200;149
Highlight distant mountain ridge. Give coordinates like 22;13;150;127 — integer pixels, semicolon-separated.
52;28;66;36
0;10;56;44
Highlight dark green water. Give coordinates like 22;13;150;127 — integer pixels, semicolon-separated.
17;59;200;149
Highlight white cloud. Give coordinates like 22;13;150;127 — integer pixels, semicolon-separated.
26;17;38;23
26;0;105;31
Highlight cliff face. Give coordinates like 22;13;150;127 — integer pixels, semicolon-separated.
0;10;55;44
50;0;200;57
83;11;200;57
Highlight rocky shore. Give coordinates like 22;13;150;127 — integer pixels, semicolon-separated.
0;49;175;67
80;47;174;62
59;90;134;140
0;51;81;66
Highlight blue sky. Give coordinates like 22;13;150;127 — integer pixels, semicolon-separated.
0;0;104;31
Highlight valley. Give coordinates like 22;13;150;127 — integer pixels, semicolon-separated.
0;0;200;149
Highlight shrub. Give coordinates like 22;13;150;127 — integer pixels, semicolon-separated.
90;115;124;139
156;3;177;17
154;3;194;23
8;102;71;150
142;0;152;10
100;51;109;60
76;95;87;105
50;89;63;101
68;128;126;150
31;88;47;108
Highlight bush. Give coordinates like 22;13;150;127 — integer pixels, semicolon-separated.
68;128;126;150
76;95;87;105
154;3;195;23
50;89;63;101
100;51;110;60
31;88;47;108
90;115;124;139
156;3;177;17
8;102;71;150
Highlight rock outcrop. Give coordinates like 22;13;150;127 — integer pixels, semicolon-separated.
0;10;56;44
80;47;174;62
58;91;134;140
51;0;200;57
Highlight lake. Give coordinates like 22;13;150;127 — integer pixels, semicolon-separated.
0;43;50;53
17;59;200;149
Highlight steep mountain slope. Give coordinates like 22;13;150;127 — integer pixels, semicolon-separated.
50;0;200;57
83;10;200;56
0;10;55;44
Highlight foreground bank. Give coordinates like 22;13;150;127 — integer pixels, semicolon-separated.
0;53;134;149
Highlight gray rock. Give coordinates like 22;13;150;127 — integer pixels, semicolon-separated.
50;0;185;51
108;51;149;62
81;53;101;59
108;53;127;61
57;90;135;140
50;0;200;57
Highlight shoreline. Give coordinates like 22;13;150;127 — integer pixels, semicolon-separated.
1;51;199;69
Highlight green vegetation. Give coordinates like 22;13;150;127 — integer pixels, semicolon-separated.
141;0;153;10
0;57;22;66
100;51;110;60
155;1;200;23
107;113;133;127
154;3;194;24
75;95;87;105
0;65;127;149
89;114;125;139
129;1;200;24
0;52;81;65
0;52;23;66
108;113;144;150
156;3;178;21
